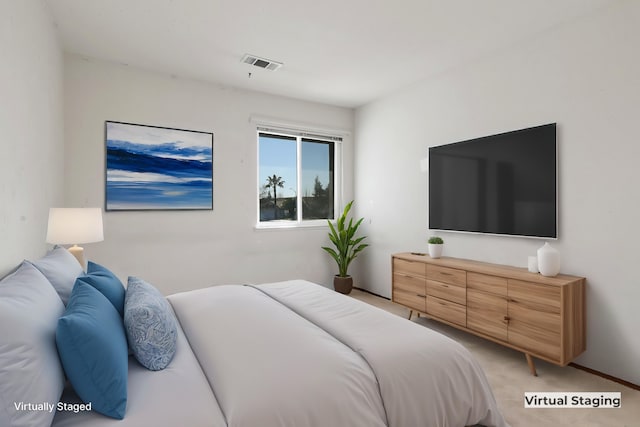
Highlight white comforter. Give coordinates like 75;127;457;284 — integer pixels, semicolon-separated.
168;284;388;427
169;280;509;427
255;280;508;427
53;280;509;427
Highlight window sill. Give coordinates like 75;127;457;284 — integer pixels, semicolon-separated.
254;220;330;231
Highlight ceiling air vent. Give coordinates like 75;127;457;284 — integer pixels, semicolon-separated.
241;54;283;71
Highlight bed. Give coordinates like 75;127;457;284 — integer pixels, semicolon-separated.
1;248;509;427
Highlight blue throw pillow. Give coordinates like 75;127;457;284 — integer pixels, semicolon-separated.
76;261;125;316
56;281;128;419
125;277;177;371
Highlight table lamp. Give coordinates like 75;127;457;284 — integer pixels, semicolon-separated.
46;208;104;266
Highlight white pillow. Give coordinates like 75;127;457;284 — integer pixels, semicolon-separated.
30;246;84;305
0;262;66;427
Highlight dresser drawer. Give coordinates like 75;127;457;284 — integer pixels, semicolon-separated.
508;318;561;361
393;289;425;312
427;296;466;327
508;279;561;314
467;272;507;297
392;272;426;313
427;279;466;305
507;279;561;359
508;301;561;333
393;258;426;278
427;265;466;286
467;289;508;341
393;273;425;296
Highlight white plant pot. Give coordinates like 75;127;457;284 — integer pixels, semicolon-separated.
537;242;561;277
428;243;443;259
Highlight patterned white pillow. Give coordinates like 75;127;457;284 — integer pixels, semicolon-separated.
124;277;177;370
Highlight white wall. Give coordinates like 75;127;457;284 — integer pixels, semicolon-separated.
0;0;64;276
63;55;353;295
354;2;640;385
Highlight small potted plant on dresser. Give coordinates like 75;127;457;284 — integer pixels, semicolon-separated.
322;200;368;294
428;236;444;259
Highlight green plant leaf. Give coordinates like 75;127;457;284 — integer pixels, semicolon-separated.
322;200;368;278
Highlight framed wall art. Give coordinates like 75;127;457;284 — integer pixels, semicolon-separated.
105;121;213;211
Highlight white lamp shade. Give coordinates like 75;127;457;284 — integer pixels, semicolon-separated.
46;208;104;245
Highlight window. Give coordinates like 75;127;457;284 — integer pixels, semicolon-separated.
258;128;341;226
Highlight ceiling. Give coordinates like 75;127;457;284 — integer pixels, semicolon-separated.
44;0;616;108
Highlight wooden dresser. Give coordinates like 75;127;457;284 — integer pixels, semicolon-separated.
392;252;586;375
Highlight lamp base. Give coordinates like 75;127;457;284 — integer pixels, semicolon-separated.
67;244;85;269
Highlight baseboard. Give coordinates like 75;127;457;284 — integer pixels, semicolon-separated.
569;363;639;391
353;287;390;300
353;287;639;391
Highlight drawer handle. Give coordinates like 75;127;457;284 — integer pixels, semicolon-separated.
441;284;449;288
440;272;452;276
503;316;511;322
416;294;426;298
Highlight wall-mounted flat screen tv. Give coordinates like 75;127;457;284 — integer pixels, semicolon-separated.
429;123;557;239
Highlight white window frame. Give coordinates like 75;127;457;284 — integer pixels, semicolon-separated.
256;126;343;229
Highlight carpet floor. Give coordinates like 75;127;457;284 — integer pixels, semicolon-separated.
349;289;640;427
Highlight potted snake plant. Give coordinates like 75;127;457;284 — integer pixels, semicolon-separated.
322;200;368;294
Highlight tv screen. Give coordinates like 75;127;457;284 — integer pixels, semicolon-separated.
429;123;557;239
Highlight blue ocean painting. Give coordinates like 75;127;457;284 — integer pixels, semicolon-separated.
105;121;213;210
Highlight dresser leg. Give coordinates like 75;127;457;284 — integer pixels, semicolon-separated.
525;353;538;376
408;310;413;320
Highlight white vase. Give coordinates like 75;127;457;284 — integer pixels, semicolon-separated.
428;243;443;259
537;242;560;277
